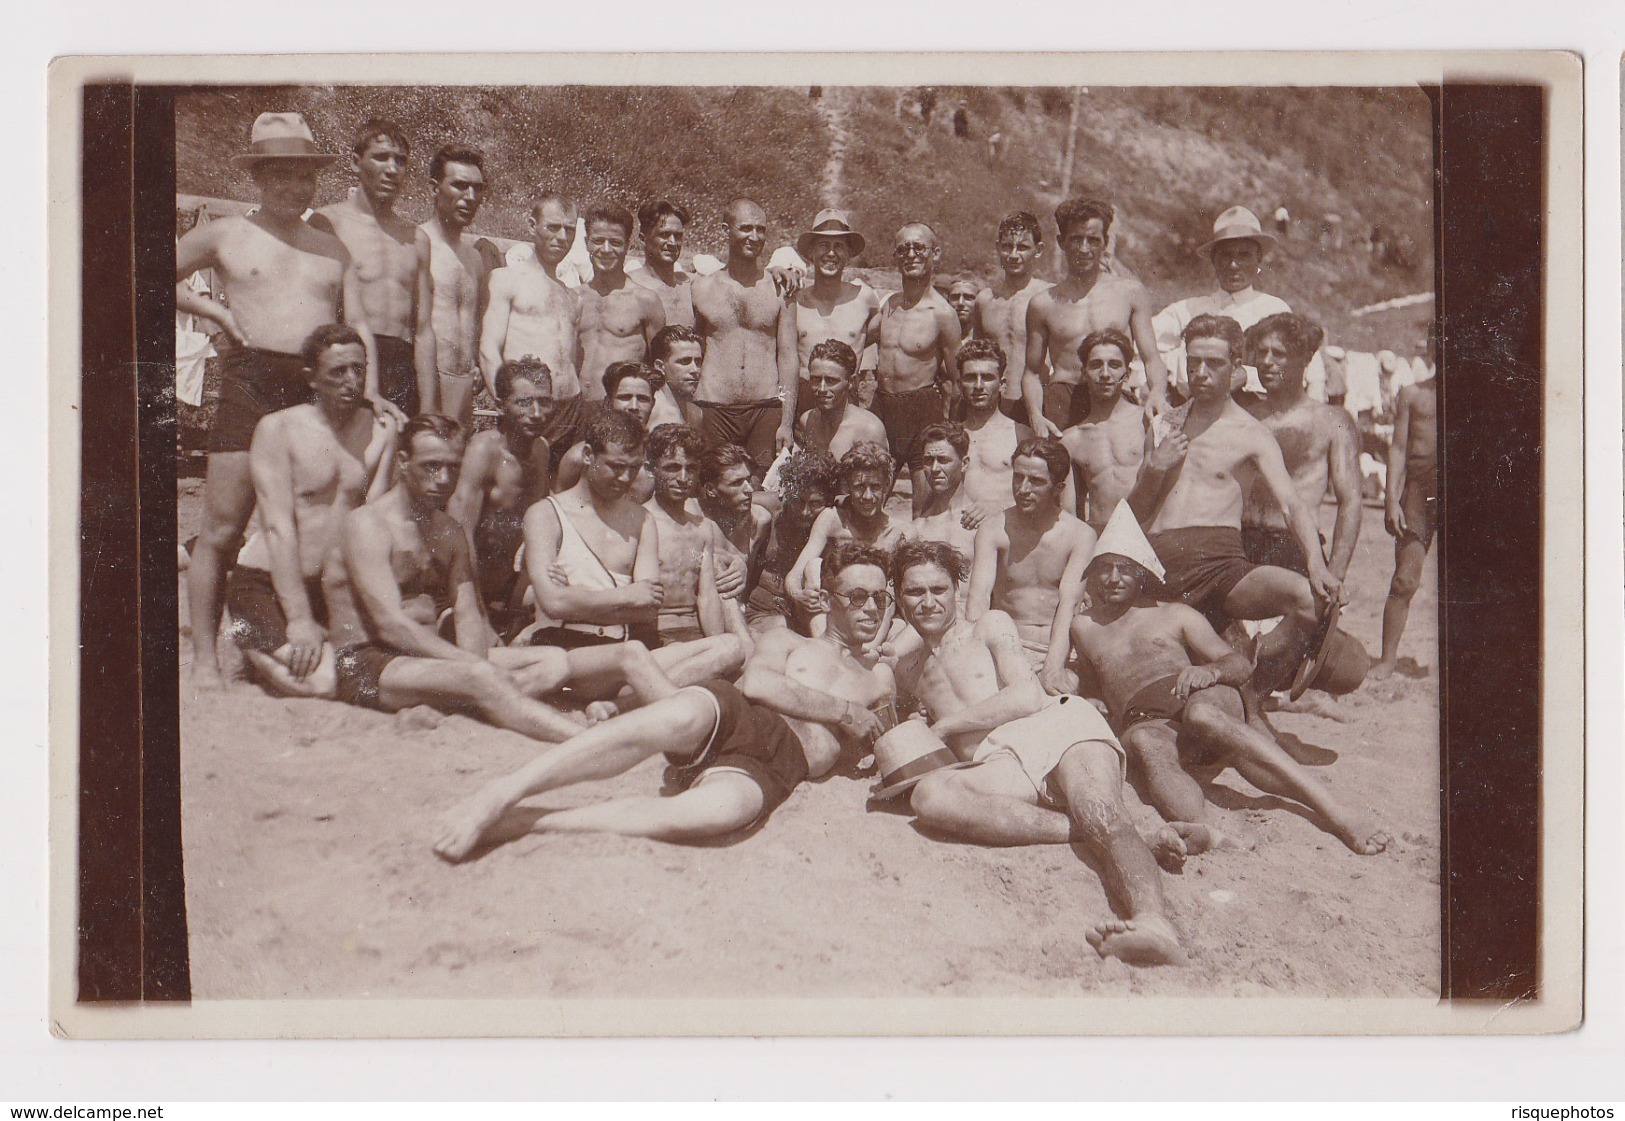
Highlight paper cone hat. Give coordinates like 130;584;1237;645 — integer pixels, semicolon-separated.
1086;501;1166;583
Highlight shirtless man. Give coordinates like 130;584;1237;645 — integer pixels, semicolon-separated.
1128;315;1343;694
419;144;488;429
627;199;695;329
968;437;1098;672
176;112;366;689
521;410;743;684
944;277;979;340
954;339;1032;511
446;357;557;641
1373;341;1438;679
1064;505;1389;864
431;542;896;857
1024;198;1168;436
481;192;585;464
870;222;961;493
643;423;749;646
313;119;437;417
972;212;1053;418
792;339;887;460
553;361;661;502
577;202;666;402
741;448;842;635
648;324;706;429
692;199;798;478
1061;328;1145;532
787;442;907;616
782;209;879;417
908;423;984;574
698;441;773;588
892;539;1184;967
226;325;396;695
1240;314;1361;583
323;415;662;740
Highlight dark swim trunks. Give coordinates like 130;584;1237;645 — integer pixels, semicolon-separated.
209;346;310;453
1041;379;1091;431
333;642;405;710
696;398;785;479
525;621;660;650
1110;673;1186;737
475;507;526;609
1241;526;1310;577
871;382;947;472
1147;526;1258;630
665;678;809;819
375;334;420;418
1398;462;1437;548
225;565;326;653
538;394;586;473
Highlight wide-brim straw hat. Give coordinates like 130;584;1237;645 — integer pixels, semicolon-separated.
796;208;866;260
871;721;972;800
231;112;340;168
1198;205;1277;256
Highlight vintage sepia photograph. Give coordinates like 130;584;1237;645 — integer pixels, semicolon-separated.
49;52;1583;1039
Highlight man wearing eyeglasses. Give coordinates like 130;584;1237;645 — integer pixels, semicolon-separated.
431;542;896;857
869;222;962;499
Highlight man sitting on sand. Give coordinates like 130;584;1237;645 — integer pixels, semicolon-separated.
647;324;706;430
967;436;1098;672
953;339;1032;510
699;441;773;585
741;448;842;635
891;539;1185;967
908;422;987;579
1129;315;1343;693
446;357;558;641
552;360;662;502
431;542;897;858
322;414;663;741
791;339;888;460
521;410;744;685
643;423;749;646
1063;504;1390;865
1060;328;1146;533
227;325;398;696
786;442;907;619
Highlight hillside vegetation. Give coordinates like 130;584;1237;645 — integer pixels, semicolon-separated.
177;83;1434;351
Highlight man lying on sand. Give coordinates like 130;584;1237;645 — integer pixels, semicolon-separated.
431;542;896;858
1064;504;1391;867
891;539;1185;967
323;414;671;741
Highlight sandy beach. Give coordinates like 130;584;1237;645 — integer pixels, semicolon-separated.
178;484;1439;1002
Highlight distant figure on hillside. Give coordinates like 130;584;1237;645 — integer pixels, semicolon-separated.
1273;204;1290;238
952;104;969;139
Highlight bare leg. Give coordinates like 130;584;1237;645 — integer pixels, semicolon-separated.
1054;743;1185;967
431;687;717;860
242;644;338;699
534;770;763;841
783;716;843;779
1183;690;1390;856
376;657;584;742
1122;723;1215;871
1225;566;1320;692
1373;537;1429;677
186;451;256;689
651;633;747;687
439;372;477;432
909;757;1072;845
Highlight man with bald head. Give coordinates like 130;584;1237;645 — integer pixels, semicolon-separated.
868;221;961;503
692;198;798;479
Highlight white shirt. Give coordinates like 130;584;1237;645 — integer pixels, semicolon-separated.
1152;286;1292;395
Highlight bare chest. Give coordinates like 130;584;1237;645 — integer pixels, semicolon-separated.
329;213;418;287
697;278;780;333
879;302;942;355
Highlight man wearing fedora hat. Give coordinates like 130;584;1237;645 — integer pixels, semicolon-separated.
430;543;895;859
890;538;1182;968
176;110;369;690
1152;204;1324;400
1063;503;1390;867
313;119;438;420
1022;198;1169;439
781;208;880;417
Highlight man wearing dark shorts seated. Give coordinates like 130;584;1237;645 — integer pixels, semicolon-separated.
227;325;397;695
741;447;841;635
175;113;374;690
430;543;896;858
1128;315;1344;693
1064;504;1390;869
446;357;557;642
322;413;698;738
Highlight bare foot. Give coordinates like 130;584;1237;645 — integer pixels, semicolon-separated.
432;784;519;863
1275;690;1349;722
584;700;620;725
188;662;226;693
1367;660;1397;681
1085;914;1188;967
1151;822;1219;872
1342;829;1392;856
